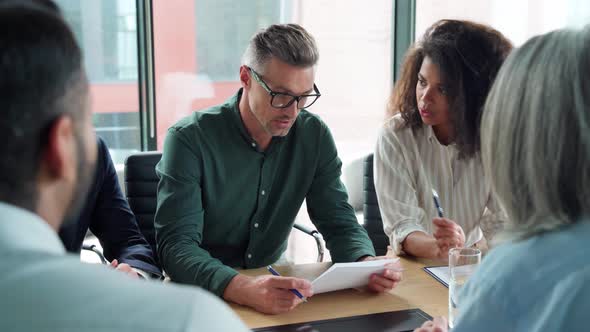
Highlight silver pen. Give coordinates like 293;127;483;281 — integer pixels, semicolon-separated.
432;189;444;218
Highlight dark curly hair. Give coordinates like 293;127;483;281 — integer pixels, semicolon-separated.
388;19;513;159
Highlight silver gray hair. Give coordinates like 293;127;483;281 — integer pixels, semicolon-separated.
481;26;590;242
241;23;319;74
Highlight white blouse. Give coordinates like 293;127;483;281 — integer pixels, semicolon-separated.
374;114;506;254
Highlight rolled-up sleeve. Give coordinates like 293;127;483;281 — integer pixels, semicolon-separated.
374;125;427;255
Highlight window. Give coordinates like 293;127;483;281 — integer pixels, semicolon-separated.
195;1;283;81
415;0;590;46
57;0;141;165
152;0;392;162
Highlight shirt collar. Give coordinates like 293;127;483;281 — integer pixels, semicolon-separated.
0;202;66;255
228;88;250;142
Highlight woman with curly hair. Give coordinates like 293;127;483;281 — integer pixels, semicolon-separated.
374;19;512;260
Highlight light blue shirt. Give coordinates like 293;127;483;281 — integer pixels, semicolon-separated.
0;202;250;331
454;220;590;332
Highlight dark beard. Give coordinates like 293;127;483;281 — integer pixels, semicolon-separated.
61;133;96;224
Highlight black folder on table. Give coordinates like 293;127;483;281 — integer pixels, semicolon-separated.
253;308;432;332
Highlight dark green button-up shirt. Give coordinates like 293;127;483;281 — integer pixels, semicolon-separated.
155;89;375;297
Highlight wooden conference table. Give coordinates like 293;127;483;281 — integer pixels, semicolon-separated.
229;256;448;329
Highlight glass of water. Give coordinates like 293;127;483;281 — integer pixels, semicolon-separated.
448;247;481;328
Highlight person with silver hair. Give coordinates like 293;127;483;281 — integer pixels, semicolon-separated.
416;26;590;332
155;23;402;315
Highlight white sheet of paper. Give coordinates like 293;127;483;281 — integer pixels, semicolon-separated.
311;258;399;294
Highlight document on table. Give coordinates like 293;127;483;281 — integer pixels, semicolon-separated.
311;258;399;294
423;266;450;288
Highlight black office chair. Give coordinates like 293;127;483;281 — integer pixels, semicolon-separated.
124;152;324;264
362;153;390;256
124;152;162;265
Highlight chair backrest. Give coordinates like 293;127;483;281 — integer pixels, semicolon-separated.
362;153;390;256
341;156;365;212
124;152;162;264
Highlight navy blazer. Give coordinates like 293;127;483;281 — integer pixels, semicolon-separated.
59;137;161;276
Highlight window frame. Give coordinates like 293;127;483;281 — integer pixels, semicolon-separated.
136;0;417;150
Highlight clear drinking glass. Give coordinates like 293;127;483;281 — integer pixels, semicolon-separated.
448;248;481;328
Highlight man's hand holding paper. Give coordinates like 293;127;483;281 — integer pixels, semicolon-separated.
358;256;403;293
311;258;403;294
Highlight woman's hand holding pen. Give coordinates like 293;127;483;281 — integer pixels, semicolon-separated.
432;218;465;260
223;274;313;315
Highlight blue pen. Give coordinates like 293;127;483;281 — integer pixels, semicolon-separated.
266;265;307;303
432;189;444;218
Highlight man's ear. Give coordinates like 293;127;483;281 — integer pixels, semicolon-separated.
42;116;76;180
239;65;251;89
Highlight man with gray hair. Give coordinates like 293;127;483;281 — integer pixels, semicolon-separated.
155;23;402;314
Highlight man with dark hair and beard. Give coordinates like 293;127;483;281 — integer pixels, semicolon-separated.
13;0;162;280
0;1;249;330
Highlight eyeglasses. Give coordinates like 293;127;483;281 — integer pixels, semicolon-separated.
248;67;321;110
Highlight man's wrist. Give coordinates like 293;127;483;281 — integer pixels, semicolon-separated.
223;274;250;305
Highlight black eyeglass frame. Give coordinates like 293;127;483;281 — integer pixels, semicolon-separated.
248;67;321;110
